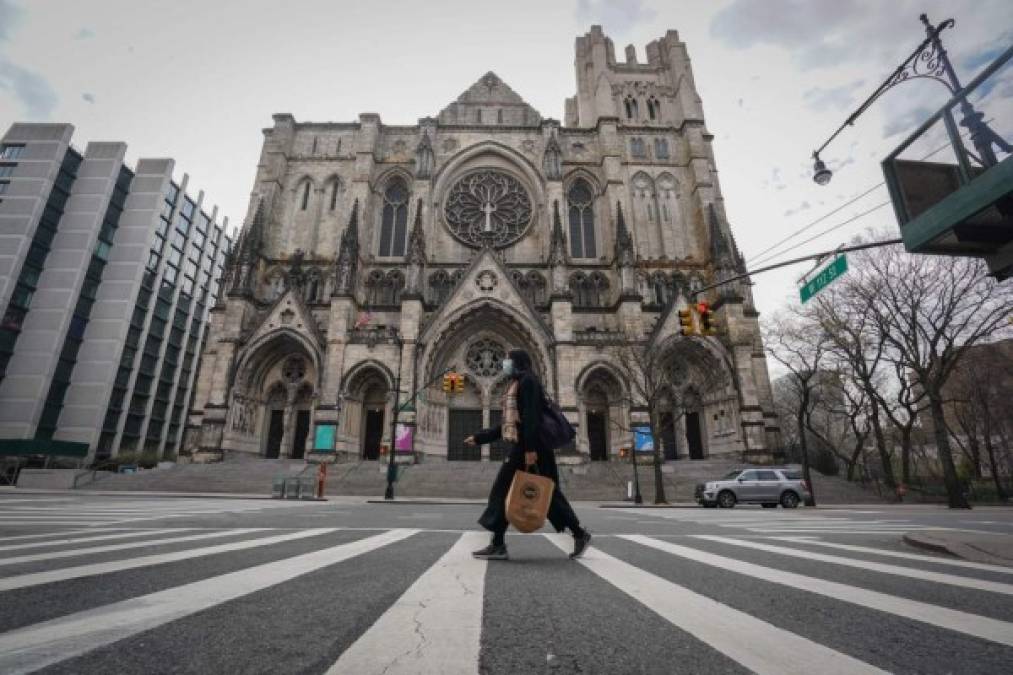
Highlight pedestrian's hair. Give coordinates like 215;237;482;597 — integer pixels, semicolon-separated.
508;349;534;380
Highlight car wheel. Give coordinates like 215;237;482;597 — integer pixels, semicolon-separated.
717;490;736;508
761;503;777;508
780;491;800;509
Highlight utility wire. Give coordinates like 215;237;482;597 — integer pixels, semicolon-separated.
746;121;991;269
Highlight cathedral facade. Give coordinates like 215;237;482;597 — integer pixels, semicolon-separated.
183;26;781;465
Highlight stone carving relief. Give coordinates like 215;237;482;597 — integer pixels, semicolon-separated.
475;270;498;293
441;137;459;153
466;338;506;379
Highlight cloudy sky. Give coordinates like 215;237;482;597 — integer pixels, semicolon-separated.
1;0;1010;319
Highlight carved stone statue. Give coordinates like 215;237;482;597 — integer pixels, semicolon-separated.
415;130;434;179
542;132;562;181
288;249;306;290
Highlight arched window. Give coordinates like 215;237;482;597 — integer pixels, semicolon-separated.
429;270;452;305
630;137;647;159
378;177;409;257
300;181;311;210
477;109;483;124
589;272;610;307
329;179;340;211
648;96;661;120
497;109;503;124
567;179;596;259
624;96;638;120
305;271;320;304
385;270;405;305
365;270;385;305
569;272;588;307
654;138;669;160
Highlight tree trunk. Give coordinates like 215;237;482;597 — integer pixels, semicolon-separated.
868;398;896;488
797;408;816;506
648;413;667;504
900;430;913;484
983;413;1008;502
928;392;970;509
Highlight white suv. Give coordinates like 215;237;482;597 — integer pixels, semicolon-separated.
695;468;811;509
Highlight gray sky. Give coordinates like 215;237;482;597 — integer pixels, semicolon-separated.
1;0;1011;320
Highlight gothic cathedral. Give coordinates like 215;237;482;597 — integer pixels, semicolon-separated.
184;27;781;465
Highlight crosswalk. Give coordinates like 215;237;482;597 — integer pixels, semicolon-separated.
609;507;949;535
0;495;315;528
1;522;1011;673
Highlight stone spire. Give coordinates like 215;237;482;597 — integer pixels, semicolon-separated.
615;201;637;295
548;200;567;266
542;132;562;180
229;197;266;296
333;199;359;296
708;203;734;267
415;130;434;179
406;200;427;294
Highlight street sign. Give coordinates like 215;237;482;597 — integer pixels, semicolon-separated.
800;254;848;303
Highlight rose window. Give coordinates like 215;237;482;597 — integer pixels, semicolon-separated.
466;338;507;379
444;170;532;248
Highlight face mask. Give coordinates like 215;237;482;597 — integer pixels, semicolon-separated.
502;358;514;376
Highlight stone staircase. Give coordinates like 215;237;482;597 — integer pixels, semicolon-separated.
73;454;887;503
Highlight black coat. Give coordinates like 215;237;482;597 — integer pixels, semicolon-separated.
471;372;579;534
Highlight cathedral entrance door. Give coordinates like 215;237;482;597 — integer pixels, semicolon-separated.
487;410;510;462
660;412;679;460
448;410;482;461
291;410;310;460
266;410;284;459
686;412;704;459
587;410;608;461
363;409;384;460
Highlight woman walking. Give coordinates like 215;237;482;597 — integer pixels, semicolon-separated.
464;349;592;560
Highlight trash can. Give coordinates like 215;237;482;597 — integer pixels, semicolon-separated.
271;476;286;499
284;476;301;499
299;476;317;500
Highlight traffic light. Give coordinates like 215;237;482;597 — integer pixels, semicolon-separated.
678;308;695;336
697;302;718;335
454;373;465;394
442;374;452;393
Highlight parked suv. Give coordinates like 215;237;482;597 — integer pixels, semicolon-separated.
695;468;811;508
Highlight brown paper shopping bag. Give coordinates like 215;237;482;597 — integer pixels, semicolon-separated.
505;466;555;533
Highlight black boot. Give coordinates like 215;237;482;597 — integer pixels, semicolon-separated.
472;542;509;560
570;528;592;559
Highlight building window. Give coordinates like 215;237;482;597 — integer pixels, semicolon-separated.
0;144;25;160
428;270;452;305
300;181;310;210
497;109;504;124
378;177;409;257
630;137;647;159
0;164;15;178
624;96;638;120
566;179;596;259
329;180;339;211
647;97;661;120
654;138;669;160
476;108;482;124
0;180;9;194
569;271;610;308
365;269;405;306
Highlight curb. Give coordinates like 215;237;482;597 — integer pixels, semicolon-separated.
903;531;1013;567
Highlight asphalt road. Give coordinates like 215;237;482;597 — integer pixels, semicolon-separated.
1;492;1011;674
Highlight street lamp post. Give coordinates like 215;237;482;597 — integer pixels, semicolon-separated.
810;14;1010;184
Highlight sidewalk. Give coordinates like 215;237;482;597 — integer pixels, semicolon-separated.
903;530;1013;567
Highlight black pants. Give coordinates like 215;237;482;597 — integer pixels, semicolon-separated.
478;450;581;542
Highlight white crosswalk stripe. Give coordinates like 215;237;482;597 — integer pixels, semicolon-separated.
1;522;1012;673
0;529;417;675
326;531;487;675
622;534;1013;647
545;534;887;675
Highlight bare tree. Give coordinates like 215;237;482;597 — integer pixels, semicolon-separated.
845;241;1013;508
764;307;833;506
609;337;729;504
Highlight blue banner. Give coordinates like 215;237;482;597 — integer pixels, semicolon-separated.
633;426;654;453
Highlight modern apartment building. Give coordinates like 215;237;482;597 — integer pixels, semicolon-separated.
0;123;231;462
